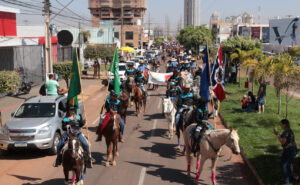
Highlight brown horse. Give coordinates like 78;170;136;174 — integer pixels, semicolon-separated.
132;85;146;116
102;112;120;167
119;92;129;123
62;133;85;185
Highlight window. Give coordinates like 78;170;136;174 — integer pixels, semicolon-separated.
114;32;119;39
125;32;133;40
15;103;56;118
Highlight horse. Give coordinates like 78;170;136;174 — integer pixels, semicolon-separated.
102;112;120;167
183;125;240;184
162;98;177;139
119;92;129;123
125;77;135;105
132;85;146;116
62;133;85;185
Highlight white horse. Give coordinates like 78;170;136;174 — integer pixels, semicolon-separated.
183;124;240;185
162;98;177;139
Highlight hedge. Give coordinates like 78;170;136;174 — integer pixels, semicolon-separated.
0;71;20;93
53;61;83;87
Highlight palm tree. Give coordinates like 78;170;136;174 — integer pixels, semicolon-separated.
271;53;300;117
230;49;250;88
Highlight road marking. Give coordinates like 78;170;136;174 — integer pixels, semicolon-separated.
138;167;146;185
92;117;100;125
150;119;157;137
0;102;22;113
157;97;162;109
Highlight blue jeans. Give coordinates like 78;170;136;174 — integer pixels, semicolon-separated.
281;147;297;184
57;131;89;155
246;103;255;112
99;115;125;134
258;96;265;106
170;97;177;102
175;107;190;127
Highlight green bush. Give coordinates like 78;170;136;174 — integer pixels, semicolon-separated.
84;45;115;60
53;61;83;87
0;71;20;93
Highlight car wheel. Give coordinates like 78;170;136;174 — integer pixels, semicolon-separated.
48;132;61;155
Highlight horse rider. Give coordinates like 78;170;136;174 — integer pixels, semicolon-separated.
170;58;178;71
182;60;191;72
175;84;194;133
168;69;183;89
108;78;125;92
192;98;213;154
54;104;95;167
135;70;147;99
125;63;136;102
166;82;180;102
96;90;125;142
137;60;149;74
154;63;160;72
190;57;197;70
194;65;203;79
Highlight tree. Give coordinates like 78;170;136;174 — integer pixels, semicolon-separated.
242;48;267;92
230;49;250;87
153;37;164;48
177;25;212;54
271;53;300;117
84;45;115;60
81;30;91;43
53;61;83;87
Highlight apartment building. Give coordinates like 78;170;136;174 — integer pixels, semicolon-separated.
89;0;147;47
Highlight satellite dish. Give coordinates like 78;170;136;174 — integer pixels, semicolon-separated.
57;30;73;46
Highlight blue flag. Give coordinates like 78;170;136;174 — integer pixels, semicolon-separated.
200;47;210;101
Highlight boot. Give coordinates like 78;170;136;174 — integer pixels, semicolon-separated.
119;133;125;143
53;154;62;167
96;133;102;142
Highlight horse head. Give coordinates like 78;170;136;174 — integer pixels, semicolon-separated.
109;111;120;131
68;133;80;159
163;98;173;114
226;129;240;155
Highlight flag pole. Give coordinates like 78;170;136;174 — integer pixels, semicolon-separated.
76;49;93;167
206;40;216;128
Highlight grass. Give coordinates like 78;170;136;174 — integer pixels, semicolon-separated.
86;64;107;72
220;79;300;185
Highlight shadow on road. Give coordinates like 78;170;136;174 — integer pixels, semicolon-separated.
91;151;105;166
22;178;64;185
140;142;182;159
126;161;195;185
0;149;49;160
143;113;165;120
9;174;41;181
216;163;253;185
139;128;167;140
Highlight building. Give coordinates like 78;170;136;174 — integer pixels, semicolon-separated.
269;17;300;46
89;0;147;48
0;5;20;37
209;11;266;43
184;0;201;27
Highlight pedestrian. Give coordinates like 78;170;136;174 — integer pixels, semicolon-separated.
97;60;101;78
246;91;256;112
274;119;297;185
230;64;237;83
93;61;98;79
45;74;60;96
257;79;266;114
241;95;248;111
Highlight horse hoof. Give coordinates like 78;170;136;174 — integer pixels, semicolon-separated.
64;181;68;185
112;161;116;166
187;172;191;177
105;162;110;167
175;145;181;150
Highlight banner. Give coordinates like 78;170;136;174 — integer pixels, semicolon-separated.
148;72;173;85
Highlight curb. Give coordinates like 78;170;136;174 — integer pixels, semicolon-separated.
218;112;265;185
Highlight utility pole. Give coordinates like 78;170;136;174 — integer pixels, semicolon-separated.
148;13;150;49
44;0;52;74
120;0;124;47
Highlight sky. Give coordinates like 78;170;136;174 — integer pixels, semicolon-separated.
0;0;299;31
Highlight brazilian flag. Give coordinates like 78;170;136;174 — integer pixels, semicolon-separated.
109;47;120;96
68;49;81;112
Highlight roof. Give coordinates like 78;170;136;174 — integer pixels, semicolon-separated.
25;95;66;104
0;5;20;14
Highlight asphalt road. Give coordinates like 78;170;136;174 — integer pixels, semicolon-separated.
0;65;257;185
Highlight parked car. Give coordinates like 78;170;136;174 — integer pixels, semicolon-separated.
107;63;127;81
84;60;94;69
0;95;84;155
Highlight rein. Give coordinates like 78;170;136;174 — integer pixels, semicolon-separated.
204;130;231;154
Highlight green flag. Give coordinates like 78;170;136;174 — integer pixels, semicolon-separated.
68;49;81;111
113;47;120;96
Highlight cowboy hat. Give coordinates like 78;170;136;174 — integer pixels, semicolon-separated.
184;84;191;88
67;104;78;110
171;58;177;61
191;57;196;61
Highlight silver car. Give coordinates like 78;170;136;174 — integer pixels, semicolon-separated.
0;95;84;155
